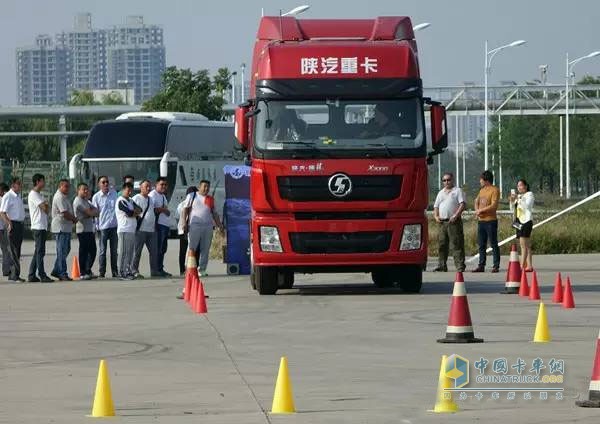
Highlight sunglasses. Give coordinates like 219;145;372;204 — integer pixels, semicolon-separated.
442;179;452;182
100;181;108;184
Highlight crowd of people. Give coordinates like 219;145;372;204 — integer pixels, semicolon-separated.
0;174;224;283
433;169;535;273
0;169;535;284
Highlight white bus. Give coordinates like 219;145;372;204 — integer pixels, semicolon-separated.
69;112;243;228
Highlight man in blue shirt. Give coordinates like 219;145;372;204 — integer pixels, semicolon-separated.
92;176;119;278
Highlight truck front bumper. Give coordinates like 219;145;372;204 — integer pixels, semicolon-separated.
251;213;427;268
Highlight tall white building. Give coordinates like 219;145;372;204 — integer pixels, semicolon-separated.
56;13;107;92
106;16;166;103
16;13;166;105
16;35;70;105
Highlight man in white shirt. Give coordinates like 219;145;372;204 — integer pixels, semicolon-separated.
132;180;157;278
0;177;26;282
27;174;52;282
51;179;77;281
92;176;119;278
0;183;12;277
116;182;140;280
182;180;224;277
149;177;172;277
433;172;466;272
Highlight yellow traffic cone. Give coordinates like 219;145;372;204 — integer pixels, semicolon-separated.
533;302;551;343
90;360;115;417
271;356;295;414
433;355;459;413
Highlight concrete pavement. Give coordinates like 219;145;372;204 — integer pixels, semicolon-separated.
1;241;600;423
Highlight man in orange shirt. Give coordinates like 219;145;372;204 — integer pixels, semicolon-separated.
472;170;501;273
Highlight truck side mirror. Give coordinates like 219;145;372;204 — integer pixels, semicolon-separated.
235;105;250;151
430;104;448;152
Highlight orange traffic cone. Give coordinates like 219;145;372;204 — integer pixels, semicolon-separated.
529;271;541;301
71;256;81;280
194;280;208;314
562;276;575;309
518;270;529;297
437;272;483;343
576;330;600;407
552;272;563;303
502;244;521;294
189;274;199;310
183;251;198;303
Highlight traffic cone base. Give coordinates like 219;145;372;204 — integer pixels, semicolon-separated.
89;360;115;417
533;303;551;343
502;244;521;294
576;330;600;408
438;273;484;344
271;357;296;414
432;355;459;413
71;256;81;280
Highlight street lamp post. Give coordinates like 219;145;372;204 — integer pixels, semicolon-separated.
117;79;130;105
240;63;246;103
412;22;431;32
281;5;310;16
484;39;526;170
565;50;600;199
230;71;238;104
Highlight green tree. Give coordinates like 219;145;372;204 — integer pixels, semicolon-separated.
69;90;99;106
101;92;125;105
142;66;231;120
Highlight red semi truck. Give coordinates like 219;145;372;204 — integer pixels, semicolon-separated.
235;15;448;295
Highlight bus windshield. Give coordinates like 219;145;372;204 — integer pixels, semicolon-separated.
84;120;169;158
166;125;239;161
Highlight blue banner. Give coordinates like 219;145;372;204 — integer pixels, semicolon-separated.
223;165;251;275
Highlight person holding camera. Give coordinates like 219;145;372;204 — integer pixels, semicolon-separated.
510;179;534;271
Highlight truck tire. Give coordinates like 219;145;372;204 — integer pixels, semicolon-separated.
253;265;279;295
277;270;294;289
372;265;423;293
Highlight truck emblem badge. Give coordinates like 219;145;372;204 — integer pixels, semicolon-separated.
328;173;352;197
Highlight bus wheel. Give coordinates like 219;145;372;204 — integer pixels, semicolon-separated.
277;270;294;289
253;266;279;295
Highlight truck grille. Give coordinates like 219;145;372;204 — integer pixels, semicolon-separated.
277;175;402;202
294;211;386;220
289;231;392;254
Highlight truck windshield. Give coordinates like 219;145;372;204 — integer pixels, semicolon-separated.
254;98;424;158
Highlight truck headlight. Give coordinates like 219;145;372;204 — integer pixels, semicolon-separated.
400;224;422;251
260;226;283;252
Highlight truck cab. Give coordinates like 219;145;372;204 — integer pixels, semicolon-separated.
235;16;447;294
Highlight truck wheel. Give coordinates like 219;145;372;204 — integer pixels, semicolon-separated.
278;270;294;289
398;265;423;293
253;266;279;295
372;265;423;293
250;272;257;290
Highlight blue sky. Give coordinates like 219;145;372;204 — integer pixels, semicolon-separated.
1;0;599;104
